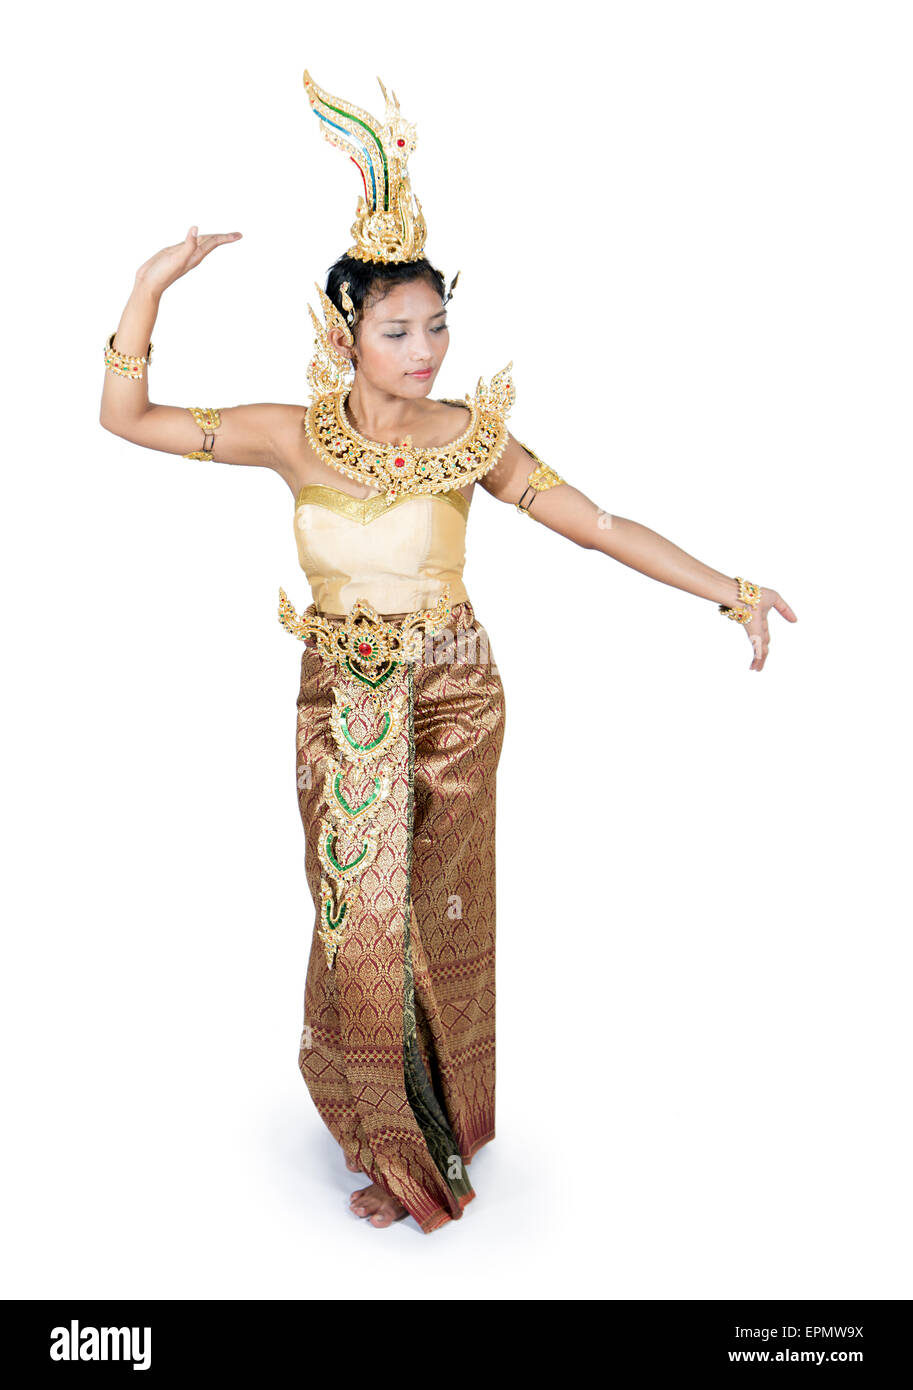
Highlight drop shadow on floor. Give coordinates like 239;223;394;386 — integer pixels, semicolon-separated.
262;1097;495;1239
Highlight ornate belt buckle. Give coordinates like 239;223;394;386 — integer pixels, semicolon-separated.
278;585;453;693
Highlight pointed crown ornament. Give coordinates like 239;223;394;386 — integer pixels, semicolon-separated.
303;69;427;264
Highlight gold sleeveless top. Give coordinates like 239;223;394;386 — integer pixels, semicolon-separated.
293;483;470;615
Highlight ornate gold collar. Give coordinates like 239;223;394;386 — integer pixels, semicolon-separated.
304;364;516;505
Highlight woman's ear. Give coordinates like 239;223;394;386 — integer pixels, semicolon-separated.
327;326;355;361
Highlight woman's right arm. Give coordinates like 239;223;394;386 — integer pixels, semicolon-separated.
99;226;298;474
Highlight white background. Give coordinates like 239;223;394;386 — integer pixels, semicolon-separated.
2;0;910;1299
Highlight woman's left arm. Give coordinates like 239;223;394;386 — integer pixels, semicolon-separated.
479;433;798;672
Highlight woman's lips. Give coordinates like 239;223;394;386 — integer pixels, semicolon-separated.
408;369;432;378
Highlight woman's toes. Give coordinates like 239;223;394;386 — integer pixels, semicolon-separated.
348;1183;406;1226
350;1186;375;1216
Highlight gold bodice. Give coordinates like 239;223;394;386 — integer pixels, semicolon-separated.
293;483;470;615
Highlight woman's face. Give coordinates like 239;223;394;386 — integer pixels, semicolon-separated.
330;277;449;396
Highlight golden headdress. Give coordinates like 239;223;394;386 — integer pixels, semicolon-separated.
303;69;427;264
302;68;461;402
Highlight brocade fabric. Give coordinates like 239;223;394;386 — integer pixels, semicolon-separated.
295;598;505;1232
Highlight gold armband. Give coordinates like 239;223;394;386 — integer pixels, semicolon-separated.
182;407;222;462
515;442;565;516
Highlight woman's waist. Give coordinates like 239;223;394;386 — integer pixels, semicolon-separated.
311;595;478;631
304;571;469;615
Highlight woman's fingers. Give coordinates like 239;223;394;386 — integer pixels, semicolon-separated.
771;592;798;622
747;610;771;670
191;230;243;256
748;626;770;670
736;588;795;671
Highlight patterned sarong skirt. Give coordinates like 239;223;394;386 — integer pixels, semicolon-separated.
293;597;506;1233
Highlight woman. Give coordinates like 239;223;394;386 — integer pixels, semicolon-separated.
100;71;797;1235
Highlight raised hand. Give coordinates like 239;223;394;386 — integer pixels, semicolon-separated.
135;225;243;296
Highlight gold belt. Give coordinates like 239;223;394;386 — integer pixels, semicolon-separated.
278;583;453;685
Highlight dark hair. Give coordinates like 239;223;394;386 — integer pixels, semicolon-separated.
325;253;446;339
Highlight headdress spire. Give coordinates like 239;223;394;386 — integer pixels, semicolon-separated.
303;69;427;264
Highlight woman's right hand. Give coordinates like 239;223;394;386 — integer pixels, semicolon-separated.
743;585;798;672
135;225;243;296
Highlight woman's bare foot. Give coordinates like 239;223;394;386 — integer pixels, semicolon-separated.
350;1183;408;1227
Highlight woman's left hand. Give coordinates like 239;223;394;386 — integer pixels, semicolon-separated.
744;587;798;671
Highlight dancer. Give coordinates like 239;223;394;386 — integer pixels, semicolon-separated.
99;69;797;1234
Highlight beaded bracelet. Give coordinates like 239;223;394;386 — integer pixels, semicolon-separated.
719;576;761;624
104;331;153;380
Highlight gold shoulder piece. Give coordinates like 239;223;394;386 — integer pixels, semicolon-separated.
515;441;565;516
474;362;515;421
182;407;222;462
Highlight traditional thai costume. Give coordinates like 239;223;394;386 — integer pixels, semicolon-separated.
272;71;563;1232
104;63;762;1234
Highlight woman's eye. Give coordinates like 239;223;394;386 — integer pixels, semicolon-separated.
383;326;448;338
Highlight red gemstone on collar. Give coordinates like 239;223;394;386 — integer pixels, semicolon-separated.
397;139;405;147
358;641;373;656
394;457;405;467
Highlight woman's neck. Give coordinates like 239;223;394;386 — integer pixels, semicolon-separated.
344;378;432;441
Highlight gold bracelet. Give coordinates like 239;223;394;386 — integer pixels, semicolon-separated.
718;575;761;623
104;331;153;380
182;407;223;462
719;604;752;624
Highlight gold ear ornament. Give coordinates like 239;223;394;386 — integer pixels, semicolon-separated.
307;282;357;399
